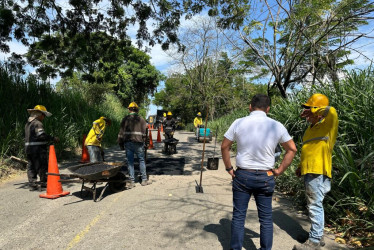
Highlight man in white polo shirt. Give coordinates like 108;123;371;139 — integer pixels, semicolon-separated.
221;94;297;250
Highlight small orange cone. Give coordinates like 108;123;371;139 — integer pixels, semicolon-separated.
148;129;154;149
40;145;70;199
156;128;162;143
161;124;164;133
151;124;154;130
80;134;90;163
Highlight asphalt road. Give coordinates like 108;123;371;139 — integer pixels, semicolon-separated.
0;130;348;250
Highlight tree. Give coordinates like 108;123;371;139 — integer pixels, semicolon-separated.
203;0;374;98
44;32;164;105
163;17;245;119
1;0;185;54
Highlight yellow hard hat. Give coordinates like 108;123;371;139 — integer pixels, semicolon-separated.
163;113;166;117
27;105;52;117
197;112;201;116
302;94;329;108
167;111;172;116
128;102;139;109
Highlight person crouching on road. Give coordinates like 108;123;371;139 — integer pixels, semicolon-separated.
25;105;59;191
221;94;297;250
85;116;111;162
293;94;338;250
117;102;151;188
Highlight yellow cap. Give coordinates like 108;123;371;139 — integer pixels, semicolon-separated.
167;111;172;116
302;94;329;108
197;112;201;116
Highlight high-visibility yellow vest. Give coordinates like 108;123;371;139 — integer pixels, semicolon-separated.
194;117;202;128
85;118;107;147
300;106;338;178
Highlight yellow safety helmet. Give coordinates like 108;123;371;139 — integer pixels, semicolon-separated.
128;102;139;109
163;113;166;117
197;112;201;116
302;94;329;108
167;111;172;116
27;105;52;117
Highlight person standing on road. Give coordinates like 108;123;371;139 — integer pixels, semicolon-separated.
25;105;59;191
293;94;338;250
85;116;111;162
118;102;151;188
221;94;297;250
194;112;203;139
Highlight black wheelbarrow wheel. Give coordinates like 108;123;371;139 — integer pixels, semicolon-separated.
108;172;127;193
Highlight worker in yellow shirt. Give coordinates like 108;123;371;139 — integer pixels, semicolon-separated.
85;116;111;162
293;94;338;250
193;112;203;139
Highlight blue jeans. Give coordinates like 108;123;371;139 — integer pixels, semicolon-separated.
304;174;331;243
87;145;101;162
125;141;147;182
231;170;275;250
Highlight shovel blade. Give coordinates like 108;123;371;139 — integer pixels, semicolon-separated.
195;185;204;193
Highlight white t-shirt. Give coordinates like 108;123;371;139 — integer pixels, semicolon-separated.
224;110;292;170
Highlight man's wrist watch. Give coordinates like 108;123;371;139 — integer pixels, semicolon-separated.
226;166;234;171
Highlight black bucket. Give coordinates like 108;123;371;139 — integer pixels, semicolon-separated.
207;157;219;170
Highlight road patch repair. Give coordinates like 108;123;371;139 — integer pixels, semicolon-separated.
133;157;185;175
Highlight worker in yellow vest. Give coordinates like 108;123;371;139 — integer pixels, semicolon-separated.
85;116;111;162
193;112;203;139
293;93;338;250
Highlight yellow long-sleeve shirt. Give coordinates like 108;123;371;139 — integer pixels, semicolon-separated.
85;118;107;147
194;117;202;128
300;106;338;178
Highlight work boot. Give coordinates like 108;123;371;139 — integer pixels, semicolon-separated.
127;181;135;189
297;234;325;247
141;179;152;186
293;240;321;250
29;183;38;191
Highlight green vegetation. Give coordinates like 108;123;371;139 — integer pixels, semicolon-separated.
208;68;374;247
0;64;130;161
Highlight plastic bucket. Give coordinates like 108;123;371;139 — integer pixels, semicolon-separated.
207;158;219;170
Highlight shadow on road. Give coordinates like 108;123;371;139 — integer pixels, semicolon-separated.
272;209;308;241
204;218;259;250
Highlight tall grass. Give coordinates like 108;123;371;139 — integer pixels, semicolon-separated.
0;64;127;160
209;68;374;245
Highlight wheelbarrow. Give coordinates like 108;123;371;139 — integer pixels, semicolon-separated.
48;162;128;202
163;138;179;155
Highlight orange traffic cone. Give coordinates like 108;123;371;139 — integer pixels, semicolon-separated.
156;128;162;143
151;124;154;130
161;124;164;133
80;134;90;163
148;129;154;149
40;145;70;199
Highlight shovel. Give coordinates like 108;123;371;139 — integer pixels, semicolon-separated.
207;129;219;170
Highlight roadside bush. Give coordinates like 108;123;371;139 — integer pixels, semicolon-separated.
0;64;127;162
